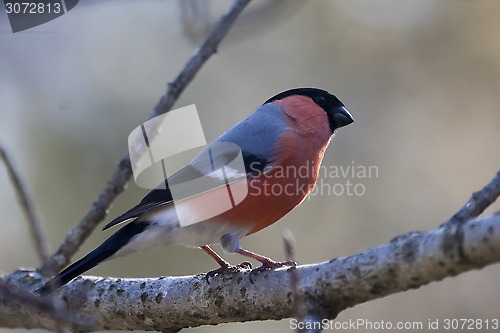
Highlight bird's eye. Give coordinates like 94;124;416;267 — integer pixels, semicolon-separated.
314;96;327;107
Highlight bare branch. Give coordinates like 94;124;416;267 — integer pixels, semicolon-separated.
42;0;252;274
445;170;500;226
283;231;305;327
1;212;499;331
0;144;49;264
284;231;322;333
0;281;92;328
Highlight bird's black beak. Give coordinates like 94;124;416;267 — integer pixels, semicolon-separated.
330;106;354;131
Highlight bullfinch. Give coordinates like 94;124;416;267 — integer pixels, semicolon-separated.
37;88;353;294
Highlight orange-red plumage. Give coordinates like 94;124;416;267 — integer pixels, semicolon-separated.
205;96;334;235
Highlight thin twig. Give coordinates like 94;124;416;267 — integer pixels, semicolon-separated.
0;144;49;264
0;146;65;332
283;230;304;327
42;0;252;274
444;170;500;226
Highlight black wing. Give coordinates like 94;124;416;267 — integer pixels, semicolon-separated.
102;184;174;230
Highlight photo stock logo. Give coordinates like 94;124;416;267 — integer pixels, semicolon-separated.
128;105;248;228
3;0;79;32
309;161;379;198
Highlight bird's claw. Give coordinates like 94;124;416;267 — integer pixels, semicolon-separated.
249;260;296;283
236;261;253;270
204;261;253;283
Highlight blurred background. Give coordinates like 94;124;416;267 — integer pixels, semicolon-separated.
0;0;499;332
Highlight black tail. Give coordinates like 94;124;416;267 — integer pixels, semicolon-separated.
36;247;116;295
37;221;149;295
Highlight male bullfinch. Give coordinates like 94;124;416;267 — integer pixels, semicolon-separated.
37;88;353;294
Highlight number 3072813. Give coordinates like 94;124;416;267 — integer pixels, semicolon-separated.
5;2;61;14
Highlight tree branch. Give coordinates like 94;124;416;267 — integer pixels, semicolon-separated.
41;0;252;275
0;213;498;331
283;230;305;326
0;282;91;328
0;170;498;332
0;144;49;264
444;170;500;226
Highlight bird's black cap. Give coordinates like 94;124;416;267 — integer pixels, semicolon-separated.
264;87;354;132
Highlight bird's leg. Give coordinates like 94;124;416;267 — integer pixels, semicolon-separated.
236;248;296;282
202;245;231;269
201;245;251;282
